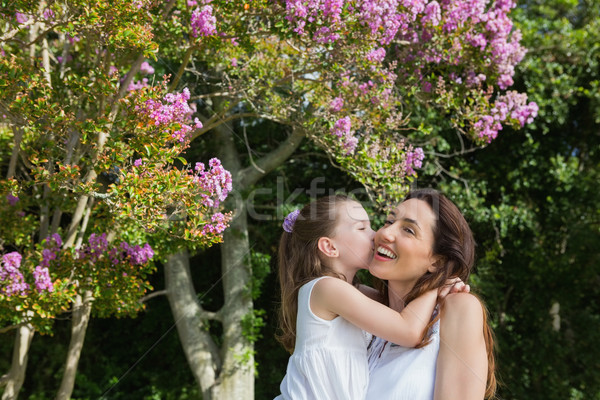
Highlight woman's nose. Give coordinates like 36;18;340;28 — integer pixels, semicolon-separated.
377;224;394;242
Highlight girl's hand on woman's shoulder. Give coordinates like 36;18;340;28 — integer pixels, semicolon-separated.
438;277;470;299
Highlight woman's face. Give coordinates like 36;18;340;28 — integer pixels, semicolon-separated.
369;198;438;286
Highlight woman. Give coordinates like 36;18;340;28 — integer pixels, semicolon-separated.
366;189;496;399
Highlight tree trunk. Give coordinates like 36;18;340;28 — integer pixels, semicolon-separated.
165;108;302;398
1;324;35;400
210;121;255;400
165;250;222;400
55;291;93;400
212;202;254;400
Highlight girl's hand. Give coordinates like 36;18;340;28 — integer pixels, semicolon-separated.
438;277;470;299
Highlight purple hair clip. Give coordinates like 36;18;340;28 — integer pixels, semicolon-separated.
283;209;300;233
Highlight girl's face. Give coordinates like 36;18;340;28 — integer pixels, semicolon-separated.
331;200;375;271
369;199;438;286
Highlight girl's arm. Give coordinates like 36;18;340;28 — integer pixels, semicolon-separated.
434;293;488;400
357;284;383;302
311;278;437;347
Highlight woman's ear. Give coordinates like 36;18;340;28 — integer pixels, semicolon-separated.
428;255;445;273
317;237;339;258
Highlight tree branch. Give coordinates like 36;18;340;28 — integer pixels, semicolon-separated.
0;322;30;334
169;46;197;91
7;126;23;179
138;290;168;303
239;126;305;187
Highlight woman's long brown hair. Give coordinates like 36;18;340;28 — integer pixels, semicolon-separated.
373;189;496;398
276;194;354;353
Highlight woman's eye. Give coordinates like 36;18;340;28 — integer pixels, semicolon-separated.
384;220;394;225
404;227;415;235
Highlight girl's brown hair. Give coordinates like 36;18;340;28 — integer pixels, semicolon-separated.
374;188;496;398
276;194;355;353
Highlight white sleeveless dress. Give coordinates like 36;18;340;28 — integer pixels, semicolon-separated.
365;315;440;400
275;277;370;400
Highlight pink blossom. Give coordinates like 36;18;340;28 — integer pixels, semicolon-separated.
194;158;233;208
0;252;30;297
139;88;197;142
202;212;229;235
404;146;424;175
42;8;55;21
366;47;386;63
6;194;19;206
140;61;155;75
191;5;217;37
128;78;149;91
330;116;358;155
33;266;53;293
422;1;441;26
15;12;29;24
330;97;344;112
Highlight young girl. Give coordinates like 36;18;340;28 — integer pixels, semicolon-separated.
274;195;463;400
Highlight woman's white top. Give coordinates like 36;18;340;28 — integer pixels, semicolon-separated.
365;314;440;400
275;277;370;400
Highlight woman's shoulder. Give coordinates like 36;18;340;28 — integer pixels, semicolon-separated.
440;293;485;337
442;292;484;313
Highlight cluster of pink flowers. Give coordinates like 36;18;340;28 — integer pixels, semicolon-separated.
191;1;217;37
129;78;149;91
194;158;233;208
39;234;61;269
6;194;19;206
473;115;503;143
422;1;441;26
330;116;359;155
128;61;155;92
473;91;538;142
358;0;424;45
138;88;203;142
140;61;155;75
329;97;344;112
0;252;29;296
283;0;426;45
33;235;60;293
432;0;525;90
404;146;425;176
0;234;61;297
366;47;387;63
202;212;229;235
33;265;53;293
115;242;155;266
15;12;29;24
78;233;109;262
77;233;154;266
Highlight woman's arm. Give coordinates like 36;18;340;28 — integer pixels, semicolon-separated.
434;293;488;400
311;277;437;347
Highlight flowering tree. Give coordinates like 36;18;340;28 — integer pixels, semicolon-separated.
2;0;535;399
0;2;232;399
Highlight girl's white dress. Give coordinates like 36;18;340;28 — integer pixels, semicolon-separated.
275;277;370;400
365;315;440;400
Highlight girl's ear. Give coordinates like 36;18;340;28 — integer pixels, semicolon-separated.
317;237;339;258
